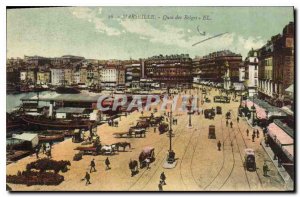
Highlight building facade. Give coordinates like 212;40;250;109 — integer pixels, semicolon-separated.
37;71;51;85
144;54;193;88
244;49;259;97
50;68;64;85
194;50;243;83
258;22;294;107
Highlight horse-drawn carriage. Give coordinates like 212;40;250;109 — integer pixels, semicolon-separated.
213;96;231;103
74;145;101;156
208;125;216;139
129;127;146;138
158;122;169;134
139;147;155;168
150;116;164;126
216;106;222;114
244;148;256;171
75;143;118;156
112;141;131;151
204;109;215;119
136;119;150;129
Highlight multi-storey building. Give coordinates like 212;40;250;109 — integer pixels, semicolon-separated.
50;68;64;85
125;63;141;87
194;50;243;83
20;70;36;83
144;54;193;88
258;22;294;107
101;65;117;87
37;71;51;85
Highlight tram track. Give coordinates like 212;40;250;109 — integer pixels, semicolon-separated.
231;113;263;189
178;115;203;190
217;114;236;190
203;114;228;190
127;112;188;191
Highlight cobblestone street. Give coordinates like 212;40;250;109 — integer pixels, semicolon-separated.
6;88;287;191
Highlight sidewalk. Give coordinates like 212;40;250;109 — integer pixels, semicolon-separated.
261;141;294;191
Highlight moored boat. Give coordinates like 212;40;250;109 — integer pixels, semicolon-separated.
20;115;93;130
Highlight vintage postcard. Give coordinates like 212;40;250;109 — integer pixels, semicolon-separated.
6;6;294;191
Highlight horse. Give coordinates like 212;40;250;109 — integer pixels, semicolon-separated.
134;129;146;138
100;145;117;155
129;159;139;177
114;142;131;151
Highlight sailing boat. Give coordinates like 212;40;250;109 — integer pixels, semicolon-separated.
55;67;80;94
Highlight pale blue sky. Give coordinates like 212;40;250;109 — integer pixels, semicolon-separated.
7;7;294;59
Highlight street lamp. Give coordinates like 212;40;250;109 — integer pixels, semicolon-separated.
251;96;256;126
167;104;175;163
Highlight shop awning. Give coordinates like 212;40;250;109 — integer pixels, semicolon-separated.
267;123;294;161
242;99;287;120
242;100;266;119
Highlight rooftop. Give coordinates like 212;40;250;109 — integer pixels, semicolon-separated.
56;107;87;114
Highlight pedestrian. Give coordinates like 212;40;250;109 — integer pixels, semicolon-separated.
90;159;96;173
160;172;167;185
154;127;157;133
246;129;249;136
237;116;239;123
217;140;222;151
84;172;91;185
252;133;255;142
263;162;269;176
145;157;151;169
158;181;163;191
105;157;111;170
256;129;260;138
265;136;269;147
230;122;233;128
49;141;53;149
226;120;229;127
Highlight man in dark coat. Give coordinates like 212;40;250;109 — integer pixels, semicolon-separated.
217;140;222;151
90;159;96;173
252;133;255;142
263;162;269;176
105;157;111;170
85;172;91;185
160;172;166;185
